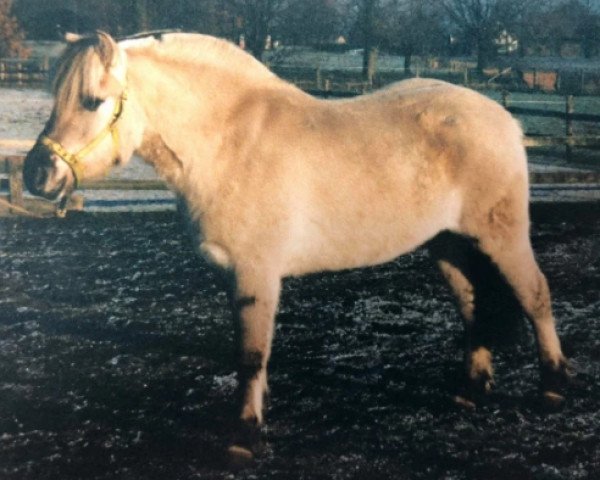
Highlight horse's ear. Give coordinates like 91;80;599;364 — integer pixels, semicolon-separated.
65;32;83;43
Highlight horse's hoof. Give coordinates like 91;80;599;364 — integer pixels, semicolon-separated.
540;357;575;400
226;444;254;470
541;391;566;411
226;417;266;468
453;395;477;410
480;377;495;395
455;372;494;409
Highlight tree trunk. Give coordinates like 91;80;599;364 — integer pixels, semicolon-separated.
404;48;413;75
476;35;487;74
134;0;150;32
361;0;375;80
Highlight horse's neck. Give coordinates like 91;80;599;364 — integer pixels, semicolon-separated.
128;47;278;193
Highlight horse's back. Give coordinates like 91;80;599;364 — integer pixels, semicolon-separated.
212;78;530;275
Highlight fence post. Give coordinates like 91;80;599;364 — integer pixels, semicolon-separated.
463;67;469;86
8;156;24;213
565;95;574;162
316;66;322;90
367;48;378;87
501;90;510;108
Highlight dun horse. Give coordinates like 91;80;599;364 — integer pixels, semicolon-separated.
24;31;572;462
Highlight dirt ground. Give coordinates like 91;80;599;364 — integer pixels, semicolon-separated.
0;204;599;480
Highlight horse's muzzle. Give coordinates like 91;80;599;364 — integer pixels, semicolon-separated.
23;144;69;200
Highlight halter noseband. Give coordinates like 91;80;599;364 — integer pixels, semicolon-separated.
39;90;127;187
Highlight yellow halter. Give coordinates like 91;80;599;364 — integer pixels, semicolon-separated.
39;90;127;187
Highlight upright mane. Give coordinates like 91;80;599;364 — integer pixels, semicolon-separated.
121;33;278;83
52;31;119;115
51;31;279;117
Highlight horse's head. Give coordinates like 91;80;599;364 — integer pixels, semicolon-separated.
24;31;138;200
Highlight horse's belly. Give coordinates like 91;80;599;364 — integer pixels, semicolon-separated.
284;232;419;276
284;199;460;276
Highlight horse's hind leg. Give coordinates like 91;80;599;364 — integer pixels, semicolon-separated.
429;234;495;405
465;203;570;406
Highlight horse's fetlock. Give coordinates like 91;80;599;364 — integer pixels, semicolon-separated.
460;362;494;406
468;371;494;397
238;351;265;386
468;347;493;383
240;350;264;370
240;414;261;429
540;356;575;395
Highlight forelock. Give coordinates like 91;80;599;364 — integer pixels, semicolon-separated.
52;31;117;113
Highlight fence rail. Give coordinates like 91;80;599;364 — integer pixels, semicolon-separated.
3;55;600;94
0;58;49;84
2;89;599;216
3;159;599;217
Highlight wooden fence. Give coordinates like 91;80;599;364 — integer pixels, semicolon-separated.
3;55;599;95
2;92;600;216
0;58;50;85
0;156;24;214
499;92;600;158
310;89;600;156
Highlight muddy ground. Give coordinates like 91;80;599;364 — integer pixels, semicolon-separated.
0;204;599;480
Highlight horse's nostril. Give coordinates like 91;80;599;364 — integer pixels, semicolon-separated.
33;167;48;191
23;148;51;195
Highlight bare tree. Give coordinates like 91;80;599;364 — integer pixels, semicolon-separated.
359;0;378;78
231;0;282;59
0;0;28;57
344;0;381;77
275;0;344;47
380;0;445;74
494;0;553;57
443;0;552;71
132;0;151;32
442;0;500;72
541;0;600;58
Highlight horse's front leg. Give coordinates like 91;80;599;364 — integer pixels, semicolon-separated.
227;265;281;464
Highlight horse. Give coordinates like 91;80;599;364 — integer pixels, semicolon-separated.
23;31;572;463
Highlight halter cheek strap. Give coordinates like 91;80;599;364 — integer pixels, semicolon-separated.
39;90;127;188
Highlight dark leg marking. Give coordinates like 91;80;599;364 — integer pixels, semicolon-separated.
235;295;257;312
238;350;264;382
229;350;268;464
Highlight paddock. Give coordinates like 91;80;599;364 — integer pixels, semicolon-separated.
0;204;598;479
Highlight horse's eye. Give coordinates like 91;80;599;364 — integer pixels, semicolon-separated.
81;97;104;111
